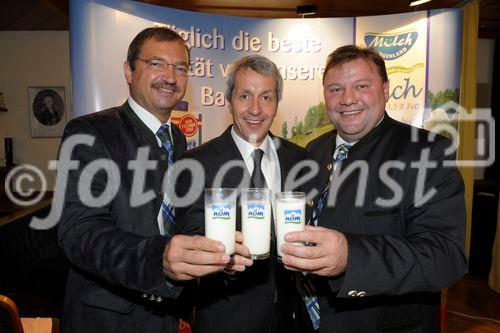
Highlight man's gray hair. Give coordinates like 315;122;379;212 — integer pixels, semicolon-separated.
225;55;283;102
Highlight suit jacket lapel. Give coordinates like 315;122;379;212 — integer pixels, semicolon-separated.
120;102;167;224
121;102;159;148
316;132;337;196
272;135;289;191
170;122;186;161
121;102;186;160
214;126;251;187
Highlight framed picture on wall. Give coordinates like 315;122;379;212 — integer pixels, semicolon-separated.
28;86;67;138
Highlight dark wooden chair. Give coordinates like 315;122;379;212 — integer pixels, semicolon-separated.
0;294;24;333
0;295;59;333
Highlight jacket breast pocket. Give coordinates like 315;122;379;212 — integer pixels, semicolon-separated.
360;209;403;237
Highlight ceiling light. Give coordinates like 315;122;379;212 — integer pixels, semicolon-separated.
409;0;432;6
296;5;317;16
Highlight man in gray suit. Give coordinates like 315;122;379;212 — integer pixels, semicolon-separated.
281;45;467;332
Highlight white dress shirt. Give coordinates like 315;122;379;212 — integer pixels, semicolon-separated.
230;127;281;197
128;97;172;148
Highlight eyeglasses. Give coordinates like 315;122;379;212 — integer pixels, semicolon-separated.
135;58;190;76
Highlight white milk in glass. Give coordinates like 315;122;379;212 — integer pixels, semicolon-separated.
205;203;236;255
242;200;271;259
205;188;236;256
275;193;305;258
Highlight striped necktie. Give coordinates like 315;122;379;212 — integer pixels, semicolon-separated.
156;123;175;237
298;142;351;331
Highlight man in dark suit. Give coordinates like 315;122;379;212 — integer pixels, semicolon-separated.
57;27;244;333
175;55;309;333
281;45;467;332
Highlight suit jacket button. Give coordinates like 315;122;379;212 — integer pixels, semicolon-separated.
348;290;357;297
142;293;148;298
149;294;155;301
307;200;314;208
156;296;163;302
357;291;367;297
160;154;167;161
326;163;333;171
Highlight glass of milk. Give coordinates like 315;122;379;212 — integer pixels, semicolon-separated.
275;192;305;259
204;188;236;255
241;188;272;260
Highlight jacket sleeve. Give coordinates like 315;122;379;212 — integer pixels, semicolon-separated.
173;155;205;236
330;137;467;297
57;118;183;300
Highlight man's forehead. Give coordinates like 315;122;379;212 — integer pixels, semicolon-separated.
335;58;377;73
141;38;188;55
325;58;382;84
146;37;184;46
236;67;269;78
235;69;276;86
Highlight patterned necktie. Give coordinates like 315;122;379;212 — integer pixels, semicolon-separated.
156;123;175;237
299;142;351;331
251;149;275;241
251;149;266;188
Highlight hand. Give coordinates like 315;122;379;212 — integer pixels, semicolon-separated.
223;231;253;275
163;235;230;281
281;225;348;277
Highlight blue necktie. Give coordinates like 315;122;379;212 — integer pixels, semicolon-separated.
156;123;175;237
298;143;351;331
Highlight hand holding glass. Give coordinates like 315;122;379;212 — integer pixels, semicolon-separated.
204;188;236;255
275;192;305;259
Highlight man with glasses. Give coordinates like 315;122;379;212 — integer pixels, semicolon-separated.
58;27;247;333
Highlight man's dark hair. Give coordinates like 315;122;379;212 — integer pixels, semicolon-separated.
323;45;388;84
127;27;190;71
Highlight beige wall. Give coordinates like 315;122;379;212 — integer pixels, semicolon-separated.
0;31;71;191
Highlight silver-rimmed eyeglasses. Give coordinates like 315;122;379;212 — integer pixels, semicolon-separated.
135;58;190;76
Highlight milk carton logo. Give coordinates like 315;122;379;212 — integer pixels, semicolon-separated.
284;209;302;224
212;204;231;220
247;204;265;220
364;31;418;60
